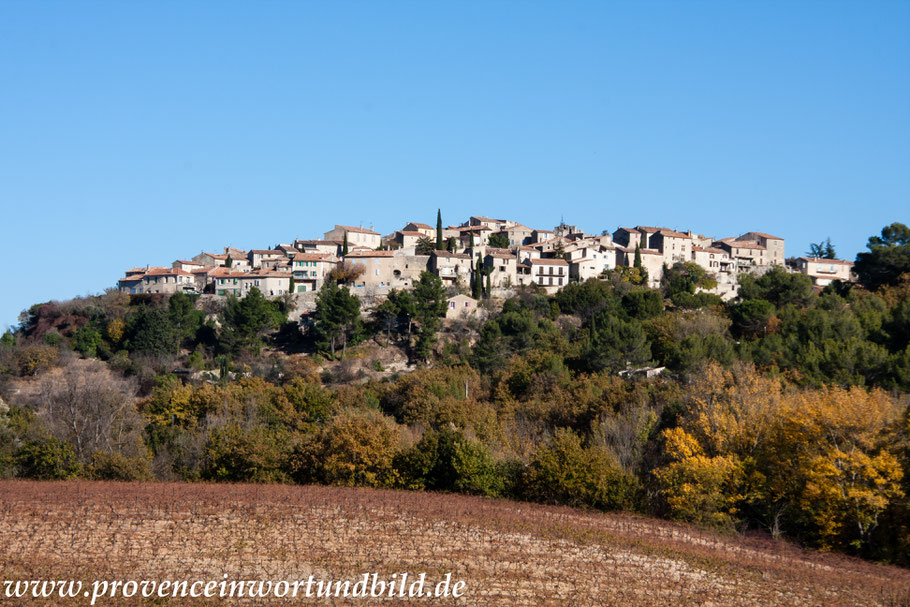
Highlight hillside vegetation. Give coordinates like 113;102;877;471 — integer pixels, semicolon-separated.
0;223;909;566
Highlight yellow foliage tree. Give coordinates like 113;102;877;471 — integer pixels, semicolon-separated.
767;385;905;549
105;318;125;345
653;427;744;529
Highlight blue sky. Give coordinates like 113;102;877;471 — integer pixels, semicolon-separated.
1;1;908;329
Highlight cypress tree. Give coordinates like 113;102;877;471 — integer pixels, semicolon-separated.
633;243;642;269
485;271;492;298
472;255;483;299
342;232;349;256
436;209;444;250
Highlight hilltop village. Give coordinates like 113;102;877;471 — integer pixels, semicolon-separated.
117;215;856;307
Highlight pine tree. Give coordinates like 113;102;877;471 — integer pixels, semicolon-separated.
414;271;447;360
436;209;444;250
314;281;361;358
446;237;457;252
225;254;233;268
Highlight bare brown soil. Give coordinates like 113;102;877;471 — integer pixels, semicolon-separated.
0;480;907;606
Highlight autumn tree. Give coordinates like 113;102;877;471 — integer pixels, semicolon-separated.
292;408;401;488
328;261;365;285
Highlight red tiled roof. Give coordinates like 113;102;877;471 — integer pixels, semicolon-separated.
336;225;380;235
656;229;692;239
742;232;783;240
531;258;569;265
693;246;728;255
344;250;394;258
297;239;343;246
144;267;193;277
247;270;293;278
405;222;433;230
292;253;333;261
432;252;472;259
798;257;853;265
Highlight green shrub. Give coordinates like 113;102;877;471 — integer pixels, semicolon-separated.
396;428;501;496
88;451;153;481
16;438;81;480
524;429;638;511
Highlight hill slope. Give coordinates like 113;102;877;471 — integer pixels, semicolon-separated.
1;481;907;606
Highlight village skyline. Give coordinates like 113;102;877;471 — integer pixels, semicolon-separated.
3;1;907;328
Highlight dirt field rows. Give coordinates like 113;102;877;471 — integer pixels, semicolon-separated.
0;481;907;606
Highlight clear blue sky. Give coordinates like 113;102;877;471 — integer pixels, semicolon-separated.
2;1;908;329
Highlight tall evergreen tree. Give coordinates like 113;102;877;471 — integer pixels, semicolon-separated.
413;271;447;360
436;209;444;250
342;233;349;256
485;272;492;299
313;281;361;358
469;231;475;248
219;287;286;354
634;243;642;269
472;255;483;299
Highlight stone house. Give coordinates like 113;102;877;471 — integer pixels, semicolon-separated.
528;258;569;293
323;225;382;249
738;232;785;265
431;252;473;289
795;257;855;286
344;250;429;289
445;294;480;320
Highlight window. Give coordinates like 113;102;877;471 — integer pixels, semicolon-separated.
449;302;455;309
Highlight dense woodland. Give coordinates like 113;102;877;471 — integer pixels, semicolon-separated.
1;222;909;565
